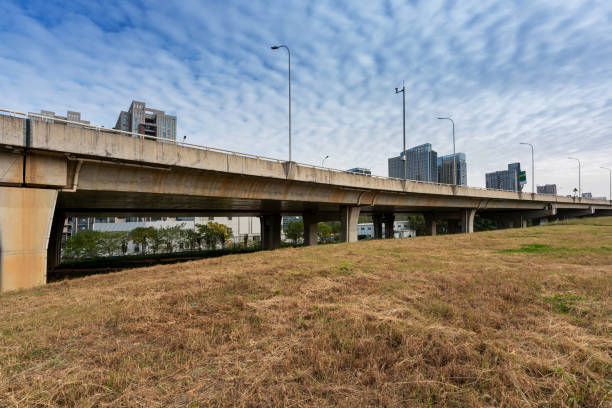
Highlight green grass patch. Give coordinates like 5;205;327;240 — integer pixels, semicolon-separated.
499;244;557;254
499;244;612;255
543;294;582;314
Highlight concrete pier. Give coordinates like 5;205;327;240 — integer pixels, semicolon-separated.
303;212;318;246
340;206;360;243
0;187;57;292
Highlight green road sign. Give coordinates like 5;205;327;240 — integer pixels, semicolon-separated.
519;171;527;185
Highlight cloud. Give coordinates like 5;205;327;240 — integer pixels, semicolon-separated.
0;0;611;197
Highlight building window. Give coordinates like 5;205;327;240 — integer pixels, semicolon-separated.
228;216;232;220
208;216;214;221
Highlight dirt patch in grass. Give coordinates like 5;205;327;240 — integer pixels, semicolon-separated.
1;218;611;407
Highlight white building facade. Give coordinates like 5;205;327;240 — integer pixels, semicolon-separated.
357;221;416;239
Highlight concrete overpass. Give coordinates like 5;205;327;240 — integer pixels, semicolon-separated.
1;110;611;291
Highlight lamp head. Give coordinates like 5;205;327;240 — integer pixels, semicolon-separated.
395;88;398;92
271;46;280;50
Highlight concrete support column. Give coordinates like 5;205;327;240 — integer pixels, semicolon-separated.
260;214;281;250
507;217;526;229
447;219;459;234
497;218;515;229
424;214;437;236
47;211;65;269
0;187;58;292
340;206;360;243
461;209;477;234
302;212;318;246
383;213;395;239
372;214;383;239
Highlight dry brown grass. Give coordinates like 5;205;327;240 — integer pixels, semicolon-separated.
1;218;611;407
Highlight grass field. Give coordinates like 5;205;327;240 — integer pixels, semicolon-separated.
1;218;611;407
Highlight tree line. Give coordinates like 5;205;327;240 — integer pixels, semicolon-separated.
64;222;235;260
285;221;342;243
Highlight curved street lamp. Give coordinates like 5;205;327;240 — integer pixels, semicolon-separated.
395;82;406;179
322;155;329;167
568;157;581;197
601;166;611;204
271;45;292;162
437;117;456;185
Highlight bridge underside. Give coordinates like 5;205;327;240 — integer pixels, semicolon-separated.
57;190;516;218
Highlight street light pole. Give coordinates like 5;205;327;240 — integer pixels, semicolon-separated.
395;82;406;180
520;142;534;194
568;157;581;197
271;45;292;162
322;155;329;167
437;117;456;185
601;166;611;204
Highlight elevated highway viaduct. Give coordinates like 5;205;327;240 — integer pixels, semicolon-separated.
1;112;611;291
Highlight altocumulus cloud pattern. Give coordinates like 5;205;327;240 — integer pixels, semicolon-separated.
0;0;611;195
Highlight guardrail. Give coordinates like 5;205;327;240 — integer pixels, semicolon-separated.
0;107;590;200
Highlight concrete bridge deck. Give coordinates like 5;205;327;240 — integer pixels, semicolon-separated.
1;111;611;291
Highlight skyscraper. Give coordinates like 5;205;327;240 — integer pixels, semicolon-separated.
388;143;438;182
114;101;176;140
485;163;523;192
437;153;467;185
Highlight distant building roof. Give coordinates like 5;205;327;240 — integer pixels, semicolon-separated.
346;167;372;175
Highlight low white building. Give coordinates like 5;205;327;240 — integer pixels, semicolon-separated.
357;220;416;239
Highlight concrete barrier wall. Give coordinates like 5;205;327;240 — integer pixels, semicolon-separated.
0;115;25;147
0;115;605;210
0;151;23;184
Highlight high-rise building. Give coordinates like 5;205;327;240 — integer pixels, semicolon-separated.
537;184;557;195
437;153;467;185
114;101;176;140
485;163;523;192
388;143;438;182
30;110;90;126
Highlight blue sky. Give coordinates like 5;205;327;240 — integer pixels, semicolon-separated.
1;0;611;196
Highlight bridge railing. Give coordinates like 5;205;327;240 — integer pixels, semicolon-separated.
0;108;580;200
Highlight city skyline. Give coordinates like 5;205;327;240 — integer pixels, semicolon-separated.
1;1;611;197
